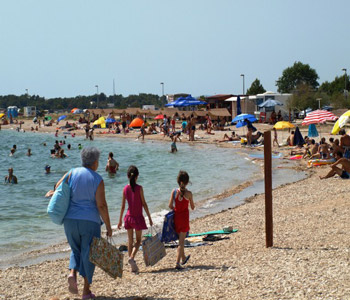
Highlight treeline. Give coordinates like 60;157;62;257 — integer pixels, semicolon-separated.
0;93;167;111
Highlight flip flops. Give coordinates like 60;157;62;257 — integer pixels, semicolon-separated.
68;274;78;295
82;292;96;299
181;255;191;265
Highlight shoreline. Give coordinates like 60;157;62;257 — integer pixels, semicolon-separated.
0;120;303;269
1;120;348;299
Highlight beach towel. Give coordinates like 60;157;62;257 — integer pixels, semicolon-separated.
308;124;319;137
89;237;123;279
161;211;178;243
293;127;305;146
142;230;166;266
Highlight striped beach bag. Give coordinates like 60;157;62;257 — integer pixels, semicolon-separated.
142;228;166;267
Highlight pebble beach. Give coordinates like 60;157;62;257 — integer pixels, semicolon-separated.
0;120;349;300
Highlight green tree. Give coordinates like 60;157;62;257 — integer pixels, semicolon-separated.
287;84;318;112
276;61;319;93
319;74;350;96
246;78;266;95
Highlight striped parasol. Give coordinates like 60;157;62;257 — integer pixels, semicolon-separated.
301;109;338;126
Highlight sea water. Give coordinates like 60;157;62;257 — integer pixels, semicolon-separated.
0;130;260;267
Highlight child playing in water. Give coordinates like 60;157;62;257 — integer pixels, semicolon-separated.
171;132;181;153
118;165;153;273
169;171;195;270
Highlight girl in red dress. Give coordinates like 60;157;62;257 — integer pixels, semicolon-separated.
169;171;195;270
118;165;153;273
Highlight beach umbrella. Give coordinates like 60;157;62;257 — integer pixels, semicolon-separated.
331;110;350;134
0;113;4;118
301;109;338;126
232;113;257;123
71;108;79;113
154;114;164;120
105;118;116;124
172;95;207;107
93;117;106;128
308;124;319;137
273;121;294;130
236;95;242;116
293;126;305;146
57;115;67;122
44;116;52;121
164;97;186;107
258;99;283;108
129;117;144;128
73;109;83;114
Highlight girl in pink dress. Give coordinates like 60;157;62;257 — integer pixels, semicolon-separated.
169;170;195;270
118;165;153;273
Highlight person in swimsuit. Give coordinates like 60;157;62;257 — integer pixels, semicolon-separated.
26;148;32;156
121;114;127;135
168;171;195;270
320;151;350;179
118;166;153;273
5;168;18;184
105;152;119;174
217;131;240;143
84;122;91;139
171;133;181;153
339;129;350;159
137;124;146;141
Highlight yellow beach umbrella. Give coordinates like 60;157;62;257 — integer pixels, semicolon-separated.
273;121;295;130
0;113;4;118
331;110;350;135
93;117;106;128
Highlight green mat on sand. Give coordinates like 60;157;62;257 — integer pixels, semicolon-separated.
144;229;238;238
188;229;238;237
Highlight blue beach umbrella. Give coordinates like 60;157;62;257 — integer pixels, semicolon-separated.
57;115;67;122
232;113;257;123
175;95;207;107
236;95;242;115
258;99;283;108
308;124;319;137
106;118;116;124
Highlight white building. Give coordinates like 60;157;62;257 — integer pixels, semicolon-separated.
226;91;292;121
24;106;36;117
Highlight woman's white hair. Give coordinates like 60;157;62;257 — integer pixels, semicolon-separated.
81;147;100;167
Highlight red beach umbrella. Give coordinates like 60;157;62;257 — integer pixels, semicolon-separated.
301;109;338;126
71;108;79;113
154;114;164;120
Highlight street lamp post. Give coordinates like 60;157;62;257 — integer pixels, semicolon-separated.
316;98;322;109
25;89;29;97
240;74;245;94
342;68;348;99
240;74;245;112
95;85;99;108
160;82;164;98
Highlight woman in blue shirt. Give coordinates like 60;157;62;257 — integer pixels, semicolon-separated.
55;147;112;299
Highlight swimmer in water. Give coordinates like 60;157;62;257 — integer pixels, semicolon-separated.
5;168;18;184
78;143;82;150
105;152;119;175
45;165;51;174
26;148;32;156
171;132;181;153
67;144;71;150
9;148;15;156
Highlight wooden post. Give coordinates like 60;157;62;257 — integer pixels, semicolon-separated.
264;130;273;247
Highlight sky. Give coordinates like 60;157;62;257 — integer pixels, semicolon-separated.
1;0;349;99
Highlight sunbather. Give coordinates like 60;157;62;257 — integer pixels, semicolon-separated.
320;151;350;179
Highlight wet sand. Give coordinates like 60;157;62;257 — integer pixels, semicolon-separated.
0;120;348;299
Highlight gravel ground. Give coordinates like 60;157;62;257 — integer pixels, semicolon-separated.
1;166;349;300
